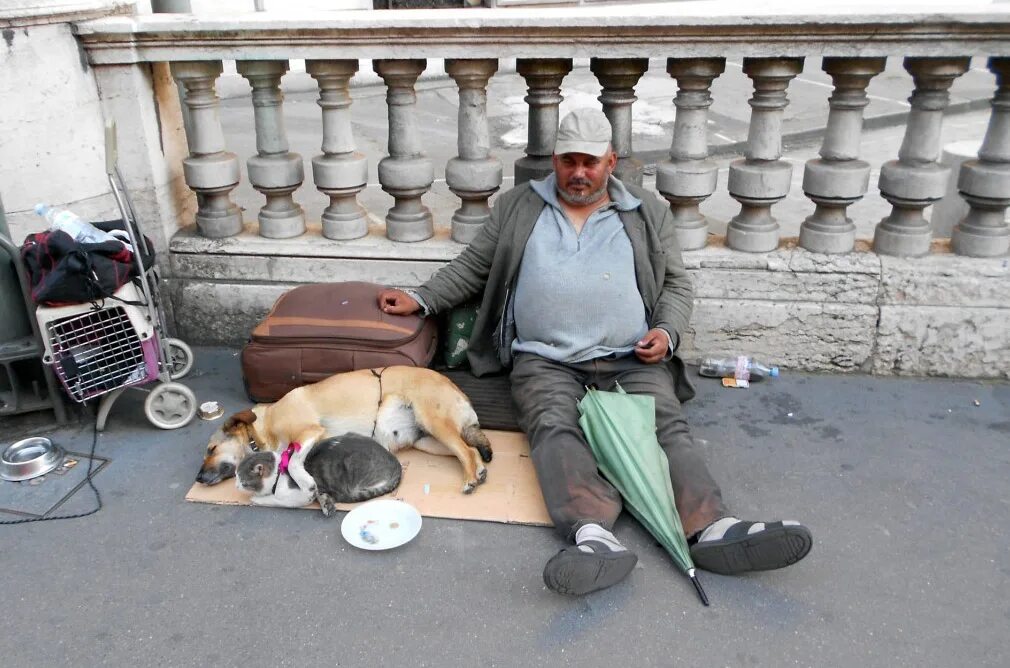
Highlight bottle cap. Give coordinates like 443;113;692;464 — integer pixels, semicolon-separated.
770;367;779;377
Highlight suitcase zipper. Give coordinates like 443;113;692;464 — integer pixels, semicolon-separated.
251;332;423;347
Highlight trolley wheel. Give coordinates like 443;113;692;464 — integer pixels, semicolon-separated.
144;382;197;430
164;338;194;380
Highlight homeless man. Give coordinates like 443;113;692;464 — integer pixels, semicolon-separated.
378;107;812;596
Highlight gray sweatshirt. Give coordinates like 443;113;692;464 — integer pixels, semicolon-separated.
510;174;647;363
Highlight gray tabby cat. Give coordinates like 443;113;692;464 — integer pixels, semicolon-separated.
236;433;402;516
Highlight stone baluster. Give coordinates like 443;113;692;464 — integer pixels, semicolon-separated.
514;58;573;185
373;59;434;242
236;60;305;239
306;60;369;241
445;59;502;244
656;58;726;251
170;61;242;238
590;58;649;186
874;57;971;257
800;57;887;254
727;57;804;252
952;57;1010;257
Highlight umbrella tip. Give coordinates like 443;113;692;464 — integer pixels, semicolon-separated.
689;571;710;607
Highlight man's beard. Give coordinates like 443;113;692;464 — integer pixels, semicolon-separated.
558;179;608;206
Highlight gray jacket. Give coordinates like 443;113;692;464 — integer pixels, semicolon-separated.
415;180;696;401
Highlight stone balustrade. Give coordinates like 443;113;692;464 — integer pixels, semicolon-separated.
307;59;369;241
77;7;1010;258
237;59;307;239
69;5;1010;377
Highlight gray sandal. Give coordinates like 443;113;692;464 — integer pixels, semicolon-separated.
690;521;812;575
542;541;638;595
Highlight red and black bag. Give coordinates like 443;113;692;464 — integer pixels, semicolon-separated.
241;281;438;402
19;229;136;306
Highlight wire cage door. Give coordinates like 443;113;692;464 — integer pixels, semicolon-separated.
45;305;158;403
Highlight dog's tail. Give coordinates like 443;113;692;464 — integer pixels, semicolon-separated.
462;424;493;463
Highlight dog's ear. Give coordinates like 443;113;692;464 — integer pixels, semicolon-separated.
223;409;257;432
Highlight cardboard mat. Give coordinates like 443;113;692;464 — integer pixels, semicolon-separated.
185;430;552;526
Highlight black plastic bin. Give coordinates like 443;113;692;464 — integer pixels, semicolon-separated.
0;196;67;423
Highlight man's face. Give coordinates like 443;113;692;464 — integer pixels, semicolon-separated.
553;149;617;206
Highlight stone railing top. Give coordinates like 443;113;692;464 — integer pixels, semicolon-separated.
76;1;1010;63
1;0;132;27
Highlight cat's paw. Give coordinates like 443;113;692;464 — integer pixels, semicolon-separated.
317;492;337;518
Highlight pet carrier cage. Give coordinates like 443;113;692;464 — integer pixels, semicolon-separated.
33;121;196;430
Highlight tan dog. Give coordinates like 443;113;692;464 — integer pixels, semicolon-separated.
197;366;493;494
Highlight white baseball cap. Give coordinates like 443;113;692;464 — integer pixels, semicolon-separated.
554;108;613;157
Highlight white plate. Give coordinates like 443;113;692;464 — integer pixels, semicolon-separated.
340;499;422;551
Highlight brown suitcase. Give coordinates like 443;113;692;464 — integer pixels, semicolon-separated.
241;281;438;402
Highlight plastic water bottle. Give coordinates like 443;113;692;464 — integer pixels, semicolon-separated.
34;204;114;245
698;356;779;381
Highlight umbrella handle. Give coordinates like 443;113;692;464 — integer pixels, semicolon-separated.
688;568;710;607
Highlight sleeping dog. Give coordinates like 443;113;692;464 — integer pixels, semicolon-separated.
198;366;493;494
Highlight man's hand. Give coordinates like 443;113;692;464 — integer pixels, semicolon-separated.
378;288;421;316
634;328;669;364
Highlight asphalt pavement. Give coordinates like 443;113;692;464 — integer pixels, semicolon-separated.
1;347;1008;667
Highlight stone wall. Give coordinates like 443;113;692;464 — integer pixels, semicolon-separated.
7;3;1008;381
0;19;122;241
0;0;191;264
167;233;1010;379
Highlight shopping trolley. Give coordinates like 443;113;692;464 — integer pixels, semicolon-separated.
34;121;197;431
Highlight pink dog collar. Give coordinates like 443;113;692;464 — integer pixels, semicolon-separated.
278;442;301;476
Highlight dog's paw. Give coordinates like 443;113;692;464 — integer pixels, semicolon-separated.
462;480;477;494
462;425;493;463
477;465;487;484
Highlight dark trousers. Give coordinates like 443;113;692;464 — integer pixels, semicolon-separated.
510;352;728;541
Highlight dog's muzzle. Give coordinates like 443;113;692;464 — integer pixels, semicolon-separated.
196;462;234;485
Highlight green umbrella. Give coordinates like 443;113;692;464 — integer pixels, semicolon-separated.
577;383;709;605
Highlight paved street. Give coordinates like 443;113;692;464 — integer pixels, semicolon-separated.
2;347;1008;667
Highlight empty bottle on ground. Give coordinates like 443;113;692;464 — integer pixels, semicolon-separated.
698;356;779;381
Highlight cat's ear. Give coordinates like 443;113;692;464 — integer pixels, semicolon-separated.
253;463;265;477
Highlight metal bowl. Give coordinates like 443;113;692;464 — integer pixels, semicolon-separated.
198;401;224;421
1;437;65;482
